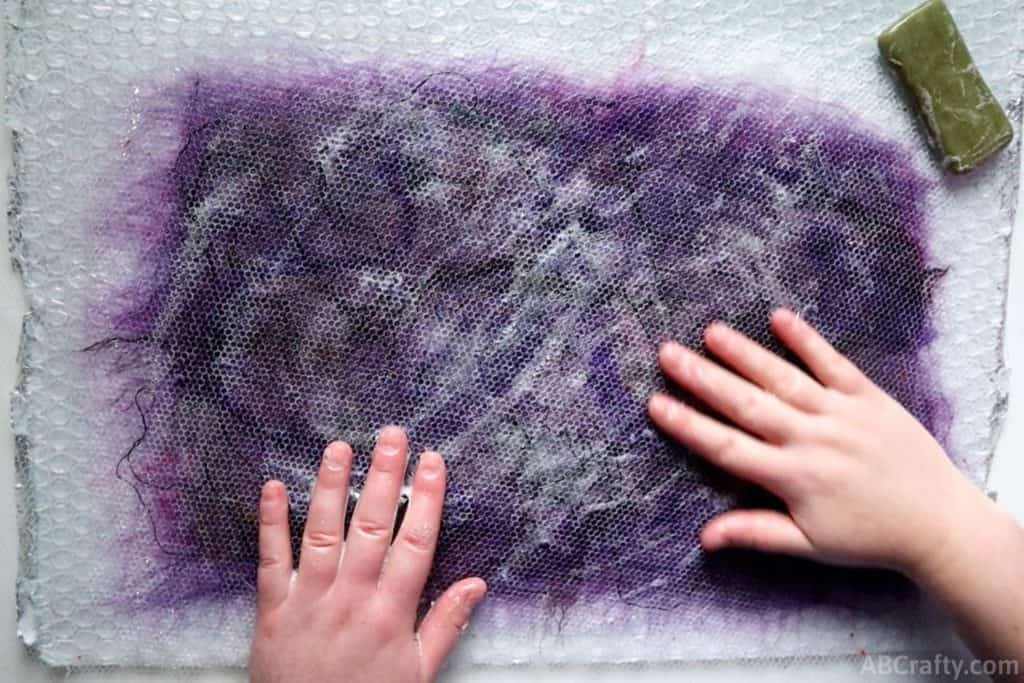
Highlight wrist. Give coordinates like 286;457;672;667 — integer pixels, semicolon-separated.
901;475;1008;593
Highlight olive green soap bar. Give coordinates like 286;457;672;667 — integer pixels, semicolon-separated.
878;0;1013;173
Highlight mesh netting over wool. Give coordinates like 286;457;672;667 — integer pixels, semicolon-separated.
8;0;1020;669
97;68;941;616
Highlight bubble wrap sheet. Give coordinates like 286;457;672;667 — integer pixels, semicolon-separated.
7;0;1021;670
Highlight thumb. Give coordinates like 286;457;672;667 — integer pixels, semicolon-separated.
701;509;816;558
417;577;487;680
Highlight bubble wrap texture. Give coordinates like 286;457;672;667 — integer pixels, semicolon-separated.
7;0;1021;669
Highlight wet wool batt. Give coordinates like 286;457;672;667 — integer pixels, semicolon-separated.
95;66;943;617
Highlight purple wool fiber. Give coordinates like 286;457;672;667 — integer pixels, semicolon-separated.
93;65;945;617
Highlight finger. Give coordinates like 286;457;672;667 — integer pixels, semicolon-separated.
417;578;487;680
380;451;445;615
770;309;869;394
296;441;353;595
257;480;293;612
648;392;796;494
703;322;825;413
339;425;408;588
658;341;803;443
700;509;816;559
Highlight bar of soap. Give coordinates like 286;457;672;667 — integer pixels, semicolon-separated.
878;0;1013;174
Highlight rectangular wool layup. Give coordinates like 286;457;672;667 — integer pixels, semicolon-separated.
7;0;1022;669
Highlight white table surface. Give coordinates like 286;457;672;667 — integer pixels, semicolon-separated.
2;51;1023;683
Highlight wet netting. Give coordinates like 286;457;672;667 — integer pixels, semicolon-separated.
8;0;1021;669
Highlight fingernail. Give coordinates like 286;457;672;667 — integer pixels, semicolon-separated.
458;580;487;611
419;451;442;480
376;425;406;458
773;308;795;326
715;518;731;538
649;393;676;420
259;482;284;519
261;480;283;502
324;442;348;471
705;323;727;343
660;341;683;365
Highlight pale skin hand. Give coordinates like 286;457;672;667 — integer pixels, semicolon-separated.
249;426;487;683
648;309;1024;677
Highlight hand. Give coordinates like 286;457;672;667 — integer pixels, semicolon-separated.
249;426;487;683
646;308;992;580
